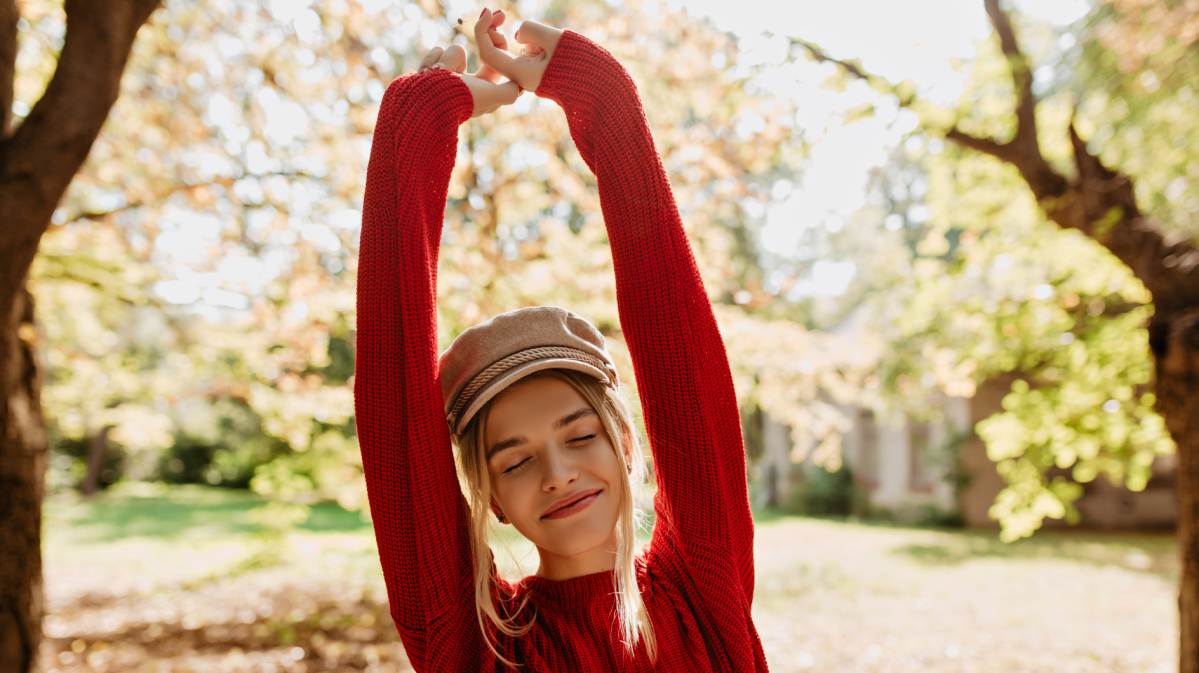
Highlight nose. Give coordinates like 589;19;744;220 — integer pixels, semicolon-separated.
540;443;578;492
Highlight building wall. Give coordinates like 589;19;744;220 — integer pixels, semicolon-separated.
959;377;1015;528
840;399;966;514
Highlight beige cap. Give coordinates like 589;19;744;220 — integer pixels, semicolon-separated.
438;306;619;436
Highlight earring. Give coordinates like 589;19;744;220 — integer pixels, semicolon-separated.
627;464;633;475
496;512;507;523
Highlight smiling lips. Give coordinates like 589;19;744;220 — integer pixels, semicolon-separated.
541;489;602;520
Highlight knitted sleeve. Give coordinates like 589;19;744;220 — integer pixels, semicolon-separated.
355;70;483;671
536;32;756;603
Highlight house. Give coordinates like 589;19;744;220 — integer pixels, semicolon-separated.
748;377;1176;530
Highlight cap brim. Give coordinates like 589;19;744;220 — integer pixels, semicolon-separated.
454;358;609;435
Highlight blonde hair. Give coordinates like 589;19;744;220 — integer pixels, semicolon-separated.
453;368;657;666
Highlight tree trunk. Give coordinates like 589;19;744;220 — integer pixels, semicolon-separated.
1156;309;1199;672
0;286;45;673
81;425;111;497
0;1;162;669
1180;421;1199;672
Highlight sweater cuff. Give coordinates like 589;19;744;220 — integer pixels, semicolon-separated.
387;68;475;131
536;29;637;122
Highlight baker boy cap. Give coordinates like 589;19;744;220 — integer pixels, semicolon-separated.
439;306;620;437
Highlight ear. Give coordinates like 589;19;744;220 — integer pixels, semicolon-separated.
489;498;508;524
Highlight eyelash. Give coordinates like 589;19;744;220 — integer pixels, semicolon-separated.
500;435;597;474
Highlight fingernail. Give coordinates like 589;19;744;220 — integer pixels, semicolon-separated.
480;8;487;18
431;64;441;70
418;67;428;74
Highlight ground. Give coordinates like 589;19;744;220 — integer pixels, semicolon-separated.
39;485;1177;672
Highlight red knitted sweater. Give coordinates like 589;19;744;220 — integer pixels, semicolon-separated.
355;30;766;672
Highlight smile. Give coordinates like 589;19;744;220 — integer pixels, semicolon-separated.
541;489;602;520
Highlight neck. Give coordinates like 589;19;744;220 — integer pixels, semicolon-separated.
534;529;619;581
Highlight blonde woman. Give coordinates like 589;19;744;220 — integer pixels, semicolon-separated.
355;8;766;671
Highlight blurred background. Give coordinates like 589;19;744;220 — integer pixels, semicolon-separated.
16;0;1190;670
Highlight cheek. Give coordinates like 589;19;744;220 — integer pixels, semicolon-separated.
490;467;537;514
583;440;624;481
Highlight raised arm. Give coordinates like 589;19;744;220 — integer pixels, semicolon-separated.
355;58;504;669
511;27;756;603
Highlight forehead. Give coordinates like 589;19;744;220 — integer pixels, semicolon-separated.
484;376;593;443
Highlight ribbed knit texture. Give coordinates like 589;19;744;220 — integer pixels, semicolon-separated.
355;30;767;672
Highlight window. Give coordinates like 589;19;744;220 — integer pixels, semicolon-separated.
857;409;879;486
909;419;936;492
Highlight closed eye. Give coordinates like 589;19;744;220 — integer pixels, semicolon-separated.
568;434;596;444
503;457;531;474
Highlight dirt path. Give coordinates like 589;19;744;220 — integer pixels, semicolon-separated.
752;519;1176;672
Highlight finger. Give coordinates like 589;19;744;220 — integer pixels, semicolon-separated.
474;8;526;82
488;9;508;51
489;26;508;52
471;9;508;84
513;20;562;55
418;47;444;73
437;44;467;74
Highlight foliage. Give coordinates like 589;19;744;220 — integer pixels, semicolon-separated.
794;464;864;517
719;305;879;469
20;0;859;519
833;5;1183;541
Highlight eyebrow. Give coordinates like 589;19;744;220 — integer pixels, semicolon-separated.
553;407;598;430
486;408;598;462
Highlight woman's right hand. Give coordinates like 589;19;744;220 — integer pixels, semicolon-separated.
473;8;563;95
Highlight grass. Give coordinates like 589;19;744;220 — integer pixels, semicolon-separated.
46;486;1176;568
893;530;1176;579
751;508;1177;581
44;483;372;545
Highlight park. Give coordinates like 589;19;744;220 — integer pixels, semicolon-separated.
0;0;1195;671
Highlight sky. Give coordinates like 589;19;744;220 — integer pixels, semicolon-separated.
141;0;1095;308
671;0;1093;297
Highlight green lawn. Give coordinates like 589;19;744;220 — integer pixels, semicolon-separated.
44;483;371;544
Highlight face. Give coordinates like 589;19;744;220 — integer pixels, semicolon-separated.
483;374;626;563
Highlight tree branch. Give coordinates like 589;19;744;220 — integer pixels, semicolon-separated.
58;169;326;225
0;0;15;139
789;0;1199;310
943;127;1016;162
0;0;160;311
970;2;1199;306
789;38;873;83
984;0;1038;156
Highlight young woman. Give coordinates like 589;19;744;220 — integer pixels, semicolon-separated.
354;8;767;671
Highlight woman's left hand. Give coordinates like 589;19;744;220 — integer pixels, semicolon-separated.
473;8;563;95
417;9;522;118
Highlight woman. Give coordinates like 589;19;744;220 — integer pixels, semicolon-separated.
354;8;767;671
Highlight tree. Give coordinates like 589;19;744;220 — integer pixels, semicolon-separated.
0;0;162;669
947;3;1198;667
797;0;1198;667
26;0;848;525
